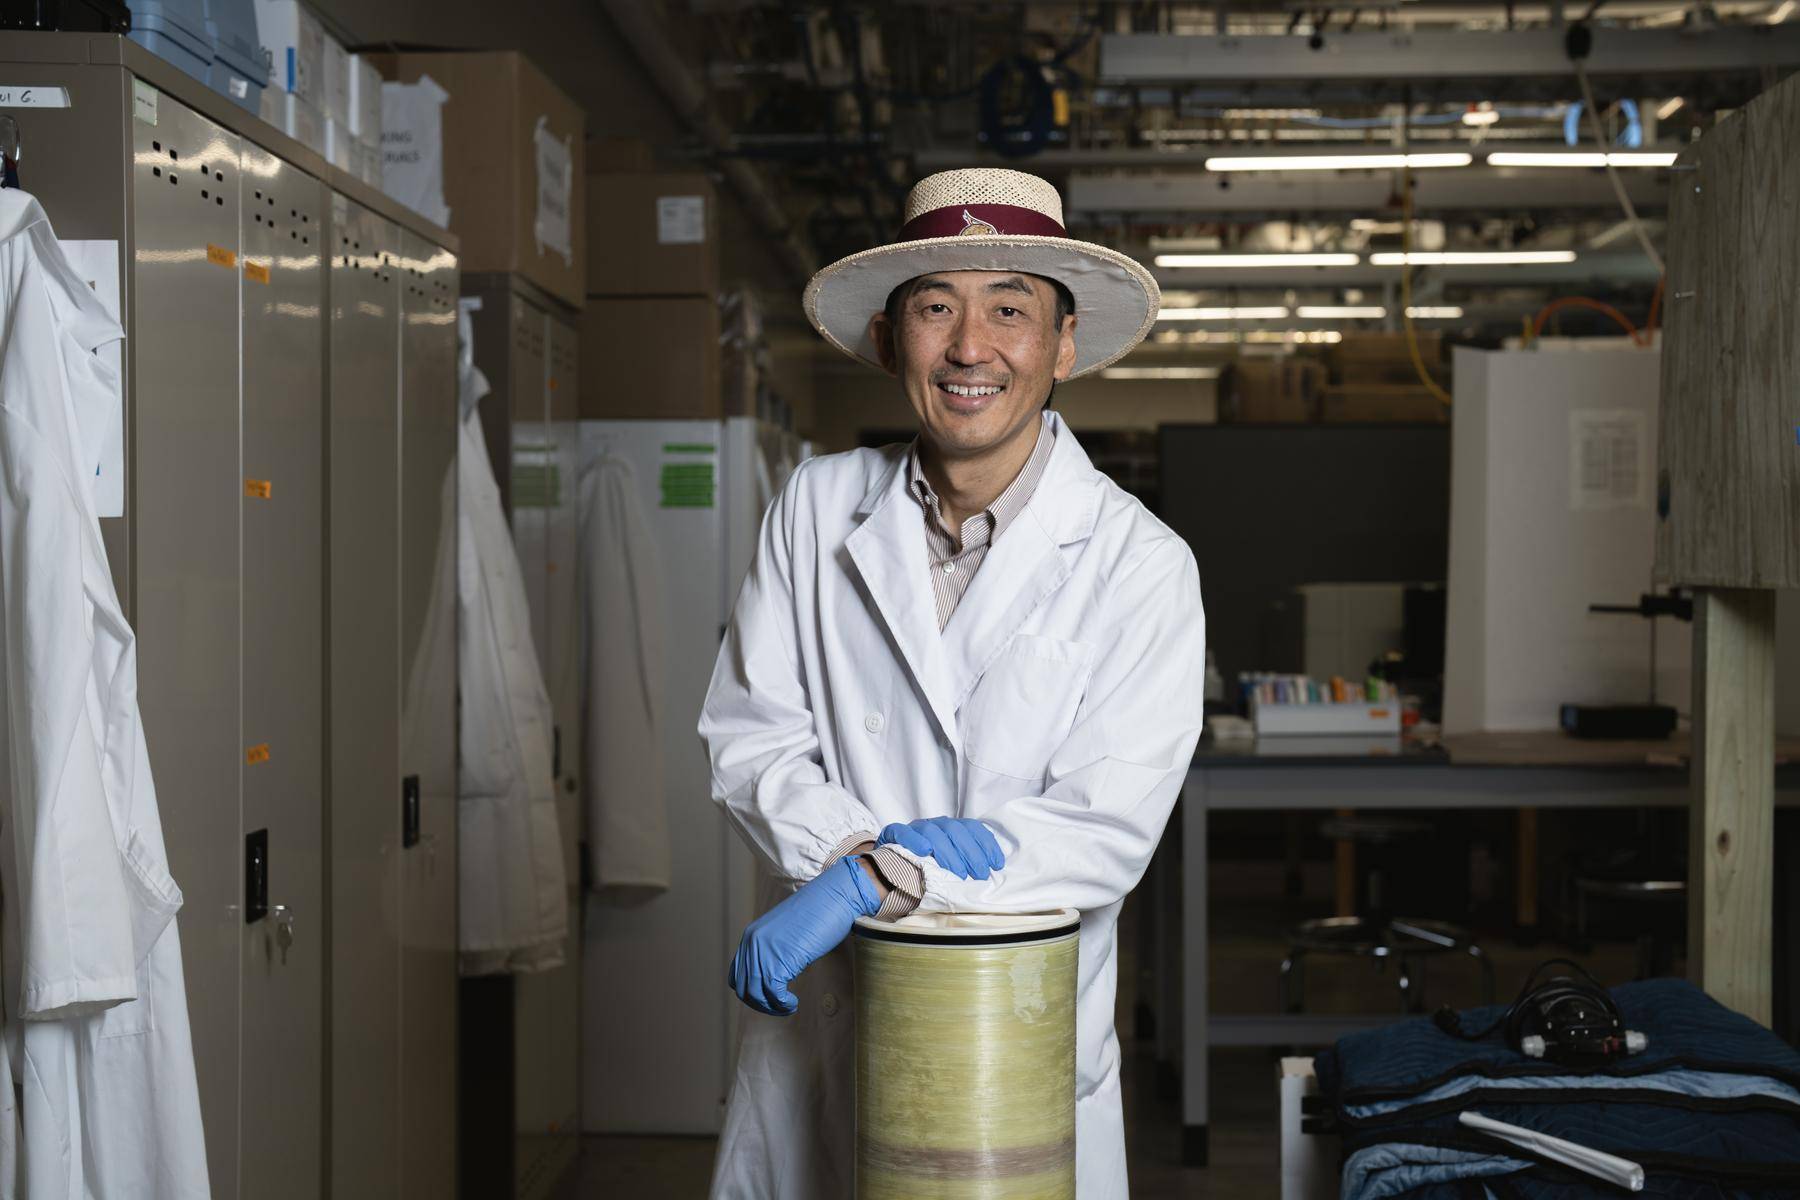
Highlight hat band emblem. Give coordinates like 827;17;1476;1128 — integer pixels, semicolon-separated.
896;202;1068;243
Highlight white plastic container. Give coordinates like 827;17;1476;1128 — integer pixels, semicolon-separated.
253;0;323;103
349;54;383;141
1251;700;1402;736
320;30;351;125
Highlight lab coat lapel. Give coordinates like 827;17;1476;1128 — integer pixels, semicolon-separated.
845;453;961;747
939;416;1100;710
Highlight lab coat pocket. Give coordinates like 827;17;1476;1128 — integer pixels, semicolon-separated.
962;634;1094;783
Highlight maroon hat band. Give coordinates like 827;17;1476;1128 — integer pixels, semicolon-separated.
896;203;1068;242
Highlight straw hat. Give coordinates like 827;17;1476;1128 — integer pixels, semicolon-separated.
803;168;1161;379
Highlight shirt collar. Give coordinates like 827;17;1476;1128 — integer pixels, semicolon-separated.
906;413;1056;543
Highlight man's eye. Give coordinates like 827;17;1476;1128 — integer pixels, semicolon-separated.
924;303;949;315
997;306;1020;318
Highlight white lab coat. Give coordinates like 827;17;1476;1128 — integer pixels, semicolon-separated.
451;333;567;975
579;455;669;893
699;413;1205;1199
0;190;209;1197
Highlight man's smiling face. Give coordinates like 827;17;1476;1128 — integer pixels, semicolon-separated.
870;271;1077;462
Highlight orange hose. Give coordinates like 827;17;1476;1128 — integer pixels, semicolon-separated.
1525;296;1644;347
1644;275;1666;342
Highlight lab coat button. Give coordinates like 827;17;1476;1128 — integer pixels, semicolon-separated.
821;992;839;1017
864;712;885;734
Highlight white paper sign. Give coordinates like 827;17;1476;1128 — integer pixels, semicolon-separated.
379;75;451;227
656;195;706;245
532;115;573;266
133;78;158;125
58;239;124;518
1570;408;1648;511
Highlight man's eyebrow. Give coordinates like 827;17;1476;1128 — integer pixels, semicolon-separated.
910;277;954;296
985;275;1036;298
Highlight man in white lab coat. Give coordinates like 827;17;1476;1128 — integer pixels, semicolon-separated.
699;168;1205;1197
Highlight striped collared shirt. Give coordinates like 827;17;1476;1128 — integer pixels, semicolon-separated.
907;415;1056;631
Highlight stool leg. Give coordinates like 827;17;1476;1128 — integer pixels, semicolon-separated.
1397;955;1415;1014
1468;942;1496;1006
1280;950;1306;1014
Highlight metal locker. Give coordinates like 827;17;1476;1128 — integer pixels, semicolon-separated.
328;193;403;1200
397;227;461;1199
546;313;583;879
129;90;245;1196
238;141;326;1200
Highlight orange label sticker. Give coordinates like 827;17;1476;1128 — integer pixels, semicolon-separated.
246;743;271;766
207;243;236;270
1369;709;1391;719
548;376;558;391
245;478;272;499
244;260;271;285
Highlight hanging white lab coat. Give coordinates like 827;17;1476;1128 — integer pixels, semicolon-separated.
0;191;209;1197
698;413;1205;1199
453;338;567;974
579;455;669;893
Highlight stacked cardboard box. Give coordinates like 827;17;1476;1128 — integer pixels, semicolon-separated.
367;52;586;304
1323;331;1449;423
1221;357;1328;423
581;142;730;419
254;0;326;158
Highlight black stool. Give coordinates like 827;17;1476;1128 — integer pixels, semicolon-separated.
1280;915;1496;1015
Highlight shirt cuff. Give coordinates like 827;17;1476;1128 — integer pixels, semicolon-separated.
821;834;924;920
866;846;924;920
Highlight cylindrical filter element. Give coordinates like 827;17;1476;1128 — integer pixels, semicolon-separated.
854;910;1081;1199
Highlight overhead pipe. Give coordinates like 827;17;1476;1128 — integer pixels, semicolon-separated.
599;0;820;284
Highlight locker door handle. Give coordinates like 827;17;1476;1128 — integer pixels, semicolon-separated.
245;829;269;923
402;774;421;848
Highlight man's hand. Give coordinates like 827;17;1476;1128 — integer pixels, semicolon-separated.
728;857;883;1016
877;817;1006;880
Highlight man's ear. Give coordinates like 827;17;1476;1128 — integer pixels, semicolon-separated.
869;311;900;377
1053;313;1078;381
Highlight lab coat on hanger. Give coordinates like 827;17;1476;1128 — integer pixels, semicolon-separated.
450;308;566;974
699;413;1205;1199
579;452;669;893
0;190;209;1197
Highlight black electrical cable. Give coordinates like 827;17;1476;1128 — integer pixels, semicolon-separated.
1434;958;1619;1046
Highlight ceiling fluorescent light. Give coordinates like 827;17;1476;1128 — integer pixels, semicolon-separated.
1099;366;1223;380
1203;152;1471;172
1405;305;1465;318
1771;0;1795;22
1488;151;1677;168
1157;306;1292;321
1371;250;1577;266
1296;305;1386;319
1461;108;1499;127
1655;97;1685;120
1154;253;1361;268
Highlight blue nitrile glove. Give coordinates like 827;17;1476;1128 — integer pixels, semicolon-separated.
877;817;1006;880
728;856;883;1016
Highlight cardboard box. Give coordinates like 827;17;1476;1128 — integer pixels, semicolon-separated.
323;116;353;172
1330;331;1444;385
320;31;350;125
349;54;382;141
1319;384;1448;423
587;171;718;297
281;89;325;158
1222;357;1327;422
588;136;654;173
253;0;322;103
369;51;586;306
351;138;382;188
579;298;719;419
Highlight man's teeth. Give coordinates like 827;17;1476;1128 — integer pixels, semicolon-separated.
943;383;1002;397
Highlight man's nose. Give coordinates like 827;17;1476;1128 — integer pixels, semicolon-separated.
946;312;997;367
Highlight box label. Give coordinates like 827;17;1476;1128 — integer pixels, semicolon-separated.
244;260;271;285
380;76;451;227
132;78;157;125
207;244;237;270
0;85;69;109
533;116;574;266
657;195;706;245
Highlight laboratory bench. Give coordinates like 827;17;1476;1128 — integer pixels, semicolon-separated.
1150;729;1800;1165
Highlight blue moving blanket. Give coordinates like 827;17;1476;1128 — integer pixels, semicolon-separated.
1316;978;1800;1198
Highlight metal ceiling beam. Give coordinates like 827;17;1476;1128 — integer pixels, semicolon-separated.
1067;165;1669;216
1100;27;1800;83
1124;253;1663;288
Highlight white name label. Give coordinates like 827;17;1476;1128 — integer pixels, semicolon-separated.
0;85;70;109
